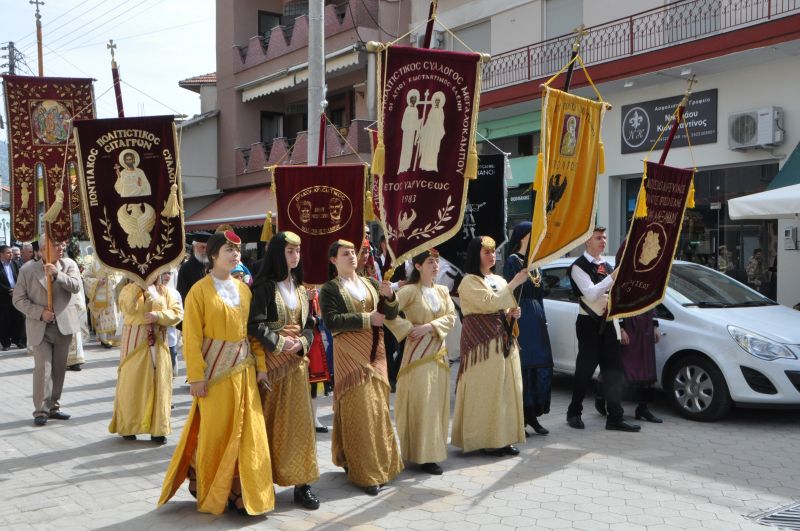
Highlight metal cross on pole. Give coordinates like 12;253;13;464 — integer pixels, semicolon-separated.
563;24;588;92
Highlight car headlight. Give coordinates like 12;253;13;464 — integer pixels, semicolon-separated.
727;325;798;361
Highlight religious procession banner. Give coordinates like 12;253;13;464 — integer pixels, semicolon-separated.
372;45;484;264
608;161;694;319
273;164;367;285
73;115;184;287
436;154;507;271
529;86;607;267
2;75;95;241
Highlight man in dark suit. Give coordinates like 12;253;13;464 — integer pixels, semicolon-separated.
0;244;26;350
176;232;210;303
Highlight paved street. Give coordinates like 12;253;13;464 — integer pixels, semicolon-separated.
1;342;798;531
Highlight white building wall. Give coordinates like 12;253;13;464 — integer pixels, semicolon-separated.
598;54;800;307
179;117;220;216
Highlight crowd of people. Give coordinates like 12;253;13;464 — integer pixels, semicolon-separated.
7;221;665;517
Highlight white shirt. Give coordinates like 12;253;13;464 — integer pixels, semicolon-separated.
2;261;15;288
570;251;614;316
341;276;367;302
212;275;240;307
421;285;441;313
278;278;298;311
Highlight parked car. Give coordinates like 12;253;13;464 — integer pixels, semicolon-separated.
540;259;800;421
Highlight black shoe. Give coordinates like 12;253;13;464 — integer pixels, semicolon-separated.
595;398;607;416
49;410;71;420
293;485;320;510
315;426;329;434
67;364;82;371
14;342;26;349
606;419;642;432
567;415;585;429
529;418;549;435
363;485;380;496
123;435;137;440
504;445;520;456
421;462;443;475
151;436;167;445
481;448;506;457
34;416;47;426
100;341;113;349
635;405;663;423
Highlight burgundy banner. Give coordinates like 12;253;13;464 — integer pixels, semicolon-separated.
274;164;367;285
73;116;185;287
377;46;481;263
608;161;694;318
2;75;94;241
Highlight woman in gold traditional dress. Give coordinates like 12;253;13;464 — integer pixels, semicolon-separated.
248;231;320;510
386;248;456;475
158;230;274;516
109;275;183;443
319;239;402;496
451;236;529;456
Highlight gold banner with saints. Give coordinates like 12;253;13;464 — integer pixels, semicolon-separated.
529;86;607;267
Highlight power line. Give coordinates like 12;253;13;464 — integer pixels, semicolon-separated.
53;17;212;54
15;0;107;51
42;44;94;79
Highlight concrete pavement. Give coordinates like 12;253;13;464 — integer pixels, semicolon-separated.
1;342;798;530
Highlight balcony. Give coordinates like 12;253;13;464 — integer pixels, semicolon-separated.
482;0;800;93
234;0;379;73
233;118;374;176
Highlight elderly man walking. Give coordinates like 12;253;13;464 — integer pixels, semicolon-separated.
13;235;82;426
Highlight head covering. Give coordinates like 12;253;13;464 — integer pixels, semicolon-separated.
480;236;496;250
328;239;355;258
206;230;241;265
283;231;301;245
190;231;212;244
508;221;532;256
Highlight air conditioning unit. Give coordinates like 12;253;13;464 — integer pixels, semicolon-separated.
728;107;784;150
413;30;445;49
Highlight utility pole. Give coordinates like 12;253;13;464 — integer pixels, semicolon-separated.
1;41;17;74
307;0;326;164
31;0;44;76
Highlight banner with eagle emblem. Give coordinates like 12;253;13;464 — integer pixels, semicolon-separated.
529;86;607;267
73;115;184;287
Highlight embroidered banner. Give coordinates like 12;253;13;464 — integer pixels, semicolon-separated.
530;86;606;267
436;154;507;272
73;115;185;287
375;46;483;264
2;75;95;241
273;164;367;285
608;161;694;319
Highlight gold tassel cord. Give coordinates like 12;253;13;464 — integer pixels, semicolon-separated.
260;210;274;242
161;184;181;218
598;141;606;174
687;176;696;208
634;160;648;219
43;189;64;223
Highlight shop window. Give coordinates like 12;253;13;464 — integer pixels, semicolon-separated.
260;112;284;144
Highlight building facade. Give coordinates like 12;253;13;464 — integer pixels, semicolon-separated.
409;0;800;307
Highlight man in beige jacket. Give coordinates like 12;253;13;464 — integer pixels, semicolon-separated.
13;235;82;426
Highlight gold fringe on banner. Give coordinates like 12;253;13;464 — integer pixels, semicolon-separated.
43;189;64;223
634;160;648;219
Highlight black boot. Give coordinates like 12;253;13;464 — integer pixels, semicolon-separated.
294;484;320;510
635;403;663;423
529;417;549;435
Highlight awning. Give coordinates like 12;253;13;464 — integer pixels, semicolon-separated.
728;183;800;220
185;186;277;231
767;141;800;190
240;45;361;102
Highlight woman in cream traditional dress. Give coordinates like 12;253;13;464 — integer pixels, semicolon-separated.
319;239;401;496
248;231;320;510
159;230;274;517
386;249;456;475
109;275;182;443
451;236;529;456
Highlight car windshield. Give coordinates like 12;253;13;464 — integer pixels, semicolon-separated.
666;263;776;307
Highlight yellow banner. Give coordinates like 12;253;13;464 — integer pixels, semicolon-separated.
530;86;607;266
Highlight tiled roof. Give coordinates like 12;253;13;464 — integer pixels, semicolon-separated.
178;72;217;92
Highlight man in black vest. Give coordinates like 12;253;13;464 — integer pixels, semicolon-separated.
566;226;640;432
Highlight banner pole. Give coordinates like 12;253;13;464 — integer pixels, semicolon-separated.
658;76;697;164
562;25;587;92
108;40;125;118
317;113;326;166
422;0;438;48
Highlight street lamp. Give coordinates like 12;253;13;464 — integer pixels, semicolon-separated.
0;218;8;245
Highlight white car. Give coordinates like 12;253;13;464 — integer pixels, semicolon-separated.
540;259;800;421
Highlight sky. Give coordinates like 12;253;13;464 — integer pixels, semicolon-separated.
0;0;216;143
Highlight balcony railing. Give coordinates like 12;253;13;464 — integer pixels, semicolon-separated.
483;0;800;91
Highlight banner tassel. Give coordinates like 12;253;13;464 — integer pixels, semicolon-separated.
465;146;478;180
161;184;181;218
260;211;274;242
371;134;386;177
598;141;606;174
634;162;648;219
364;174;375;222
687;176;696;208
43;189;64;223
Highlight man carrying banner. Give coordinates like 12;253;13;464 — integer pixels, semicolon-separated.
566;227;640;432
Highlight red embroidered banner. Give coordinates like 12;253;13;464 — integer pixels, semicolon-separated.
608;161;694;319
73;116;185;287
375;46;482;263
273;164;367;285
2;75;94;241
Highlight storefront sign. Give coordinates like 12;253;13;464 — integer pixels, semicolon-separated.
621;89;717;154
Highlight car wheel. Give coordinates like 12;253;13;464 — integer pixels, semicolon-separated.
667;354;732;422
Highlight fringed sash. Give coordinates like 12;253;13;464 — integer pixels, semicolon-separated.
458;312;509;381
201;337;252;385
333;328;389;398
263;347;303;386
